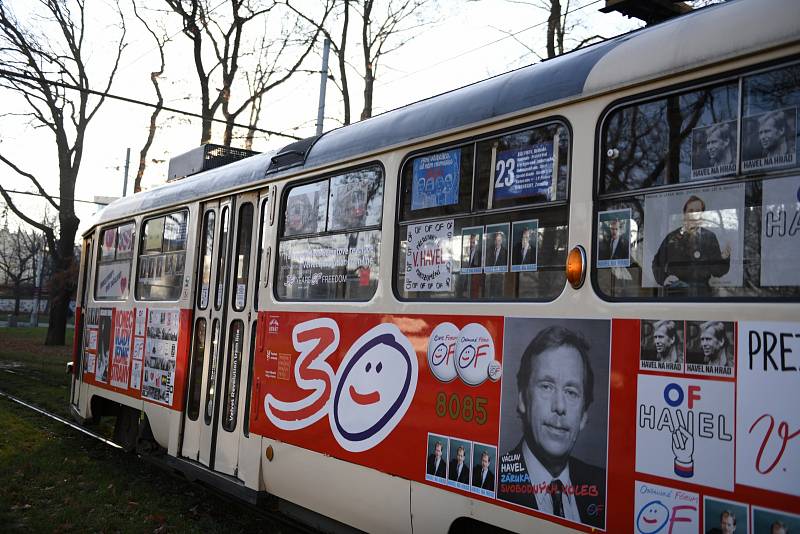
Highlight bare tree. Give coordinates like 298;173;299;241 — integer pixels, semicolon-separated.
358;0;434;120
164;0;325;146
132;2;170;193
0;225;48;325
502;0;607;61
0;0;126;344
286;0;434;125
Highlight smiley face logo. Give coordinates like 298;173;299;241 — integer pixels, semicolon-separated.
330;323;418;452
454;323;495;386
427;322;458;383
635;500;669;534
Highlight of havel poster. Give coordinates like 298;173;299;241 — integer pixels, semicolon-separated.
493;142;554;202
405;220;454;292
142;309;179;405
82;307;99;374
761;175;800;287
642;183;744;289
411;149;461;211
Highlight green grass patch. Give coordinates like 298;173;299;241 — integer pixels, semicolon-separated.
0;398;295;533
0;327;74;417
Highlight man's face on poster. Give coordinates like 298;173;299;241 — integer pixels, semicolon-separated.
653;326;673;356
759;117;784;153
481;452;490;470
518;346;588;465
720;513;735;534
494;232;503;249
521;229;531;247
771;524;786;534
706;130;728;162
682;199;704;233
434;442;442;460
456;447;465;464
700;328;723;358
469;234;477;248
608;220;619;240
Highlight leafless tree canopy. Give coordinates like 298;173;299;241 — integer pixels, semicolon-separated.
163;0;329;146
0;0;126;344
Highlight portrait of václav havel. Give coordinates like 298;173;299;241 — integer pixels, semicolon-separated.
497;318;610;529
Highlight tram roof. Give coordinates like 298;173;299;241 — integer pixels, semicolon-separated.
92;0;798;230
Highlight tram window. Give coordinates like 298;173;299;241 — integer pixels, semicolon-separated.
215;206;230;310
254;198;267;310
222;319;244;432
95;221;134;300
601;81;739;194
396;121;570;301
197;211;215;310
135;210;188;301
204;319;221;426
741;63;800;173
399;145;473;221
596;62;800;299
232;203;253;312
284;181;328;236
187;318;207;422
276;165;384;301
474;122;570;209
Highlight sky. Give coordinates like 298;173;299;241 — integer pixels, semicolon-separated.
0;0;642;239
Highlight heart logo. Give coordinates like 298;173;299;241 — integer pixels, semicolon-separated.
120;276;128;294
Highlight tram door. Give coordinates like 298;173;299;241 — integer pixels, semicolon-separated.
70;236;93;409
182;192;261;477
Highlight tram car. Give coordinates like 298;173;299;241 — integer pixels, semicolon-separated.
70;0;800;531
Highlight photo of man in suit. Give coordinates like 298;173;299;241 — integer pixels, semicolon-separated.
598;218;629;261
471;450;495;491
449;445;470;484
426;440;447;478
462;230;482;270
484;224;509;273
498;324;607;529
707;509;738;534
511;220;538;272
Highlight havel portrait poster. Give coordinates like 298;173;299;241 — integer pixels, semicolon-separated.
411;148;461;211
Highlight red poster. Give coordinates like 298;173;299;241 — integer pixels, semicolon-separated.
250;311;504;484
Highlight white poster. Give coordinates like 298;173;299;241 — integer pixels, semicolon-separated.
130;359;142;390
761;176;800;286
636;374;734;490
142;309;179;405
95;262;131;299
736;321;800;497
634;481;699;534
135;307;146;337
643;183;744;289
404;220;454;292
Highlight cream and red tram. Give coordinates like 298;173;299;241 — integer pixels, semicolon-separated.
70;1;800;532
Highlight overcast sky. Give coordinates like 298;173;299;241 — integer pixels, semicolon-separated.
0;0;641;237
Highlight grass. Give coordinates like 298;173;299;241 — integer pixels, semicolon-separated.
0;327;74;417
0;327;302;533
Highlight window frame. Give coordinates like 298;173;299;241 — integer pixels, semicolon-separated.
273;161;386;302
135;208;190;302
94;220;136;301
393;117;574;302
592;56;800;303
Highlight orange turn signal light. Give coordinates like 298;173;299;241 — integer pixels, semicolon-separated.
566;245;586;289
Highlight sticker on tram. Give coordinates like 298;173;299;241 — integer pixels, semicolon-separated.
634;481;699;534
264;319;418;452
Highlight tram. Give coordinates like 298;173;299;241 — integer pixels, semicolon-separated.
69;0;800;532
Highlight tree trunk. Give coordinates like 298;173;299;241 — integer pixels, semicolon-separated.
547;0;561;59
45;212;79;345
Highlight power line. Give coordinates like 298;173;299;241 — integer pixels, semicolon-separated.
0;68;302;141
1;188;109;206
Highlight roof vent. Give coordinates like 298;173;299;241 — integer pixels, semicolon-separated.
167;144;259;181
267;135;321;174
